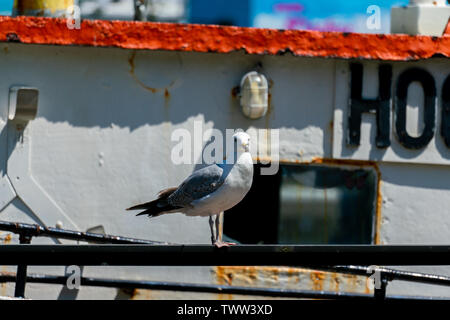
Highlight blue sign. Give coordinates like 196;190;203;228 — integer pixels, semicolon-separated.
0;0;13;15
251;0;409;33
189;0;410;33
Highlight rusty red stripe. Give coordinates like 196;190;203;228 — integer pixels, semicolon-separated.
0;16;450;61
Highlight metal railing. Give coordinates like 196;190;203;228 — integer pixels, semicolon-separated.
0;221;170;245
1;220;450;300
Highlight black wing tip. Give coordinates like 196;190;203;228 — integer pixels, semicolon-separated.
127;204;149;211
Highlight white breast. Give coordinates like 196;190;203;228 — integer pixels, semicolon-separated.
183;152;254;217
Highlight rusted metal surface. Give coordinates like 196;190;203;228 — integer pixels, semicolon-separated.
2;267;447;300
0;16;450;61
2;271;447;300
214;266;369;300
0;271;376;300
0;233;12;297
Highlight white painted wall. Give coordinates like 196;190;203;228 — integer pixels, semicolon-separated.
0;42;448;299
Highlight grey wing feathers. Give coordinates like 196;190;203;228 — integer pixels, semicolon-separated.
168;164;225;206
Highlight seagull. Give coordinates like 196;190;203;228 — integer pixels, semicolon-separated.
127;132;254;247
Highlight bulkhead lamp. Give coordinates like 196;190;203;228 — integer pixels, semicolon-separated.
239;71;269;119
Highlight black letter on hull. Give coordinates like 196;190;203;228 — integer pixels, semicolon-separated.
395;68;436;149
348;63;392;148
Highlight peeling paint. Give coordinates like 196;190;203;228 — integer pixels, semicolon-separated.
1;16;450;61
215;266;234;300
2;234;12;244
214;266;369;296
310;272;326;291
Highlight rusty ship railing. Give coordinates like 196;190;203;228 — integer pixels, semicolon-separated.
1;220;449;300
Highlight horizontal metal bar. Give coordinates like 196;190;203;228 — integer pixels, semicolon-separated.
0;272;372;300
1;272;448;301
322;265;450;287
0;244;449;266
0;221;168;245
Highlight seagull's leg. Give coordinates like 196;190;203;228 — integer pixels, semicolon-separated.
215;212;221;243
209;215;215;245
214;212;236;248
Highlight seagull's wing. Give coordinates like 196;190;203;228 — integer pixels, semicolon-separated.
168;164;227;207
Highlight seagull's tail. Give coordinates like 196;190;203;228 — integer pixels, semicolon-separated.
127;187;181;218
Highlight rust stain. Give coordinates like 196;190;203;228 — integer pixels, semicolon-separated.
364;279;372;294
310;272;326;291
128;288;139;299
215;266;234;300
328;120;334;152
4;234;12;243
117;287;139;300
0;16;449;61
128;51;158;93
331;273;340;292
164;88;170;108
265;92;273;131
229;86;239;116
0;231;12;295
129;289;154;300
215;266;368;296
374;172;383;245
231;86;239;98
128;52;177;95
287;267;300;284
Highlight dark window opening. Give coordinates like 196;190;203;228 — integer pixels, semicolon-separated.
223;163;377;245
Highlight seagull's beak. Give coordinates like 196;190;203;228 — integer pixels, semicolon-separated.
242;142;250;152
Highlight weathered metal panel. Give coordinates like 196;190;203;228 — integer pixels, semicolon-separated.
333;59;450;165
0;16;448;299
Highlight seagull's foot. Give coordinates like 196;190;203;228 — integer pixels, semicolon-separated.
214;241;237;248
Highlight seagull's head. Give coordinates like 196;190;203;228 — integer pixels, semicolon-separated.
233;132;251;153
